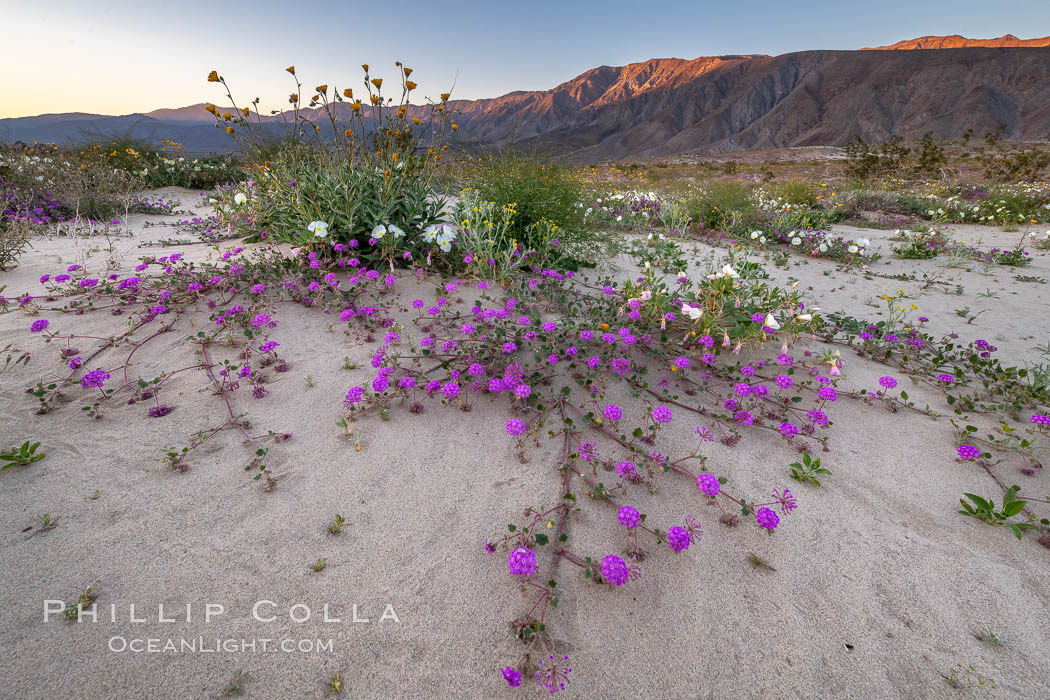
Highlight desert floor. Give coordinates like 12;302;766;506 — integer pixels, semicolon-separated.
1;188;1048;699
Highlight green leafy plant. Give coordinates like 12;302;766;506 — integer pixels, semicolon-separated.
37;512;58;531
914;132;947;174
63;587;98;620
222;669;246;697
892;230;946;259
464;151;605;265
942;663;996;695
1;441;45;469
0;218;32;270
205;64;453;255
681;181;757;234
747;553;776;571
844;134;911;179
326;672;343;695
328;514;348;535
972;629;1001;647
789;452;830;487
958;485;1035;540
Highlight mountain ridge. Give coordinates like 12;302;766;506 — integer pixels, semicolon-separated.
3;37;1049;161
863;34;1050;50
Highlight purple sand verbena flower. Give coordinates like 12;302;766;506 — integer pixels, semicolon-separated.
601;554;629;586
697;473;720;497
502;667;522;687
344;386;364;406
618;505;641;529
507;547;536;579
81;369;110;389
772;488;797;514
668;526;692;552
616;460;638;480
756;507;780;531
652;405;673;423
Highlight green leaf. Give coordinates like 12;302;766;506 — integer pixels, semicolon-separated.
1002;501;1026;518
535;534;549;546
963;493;991;511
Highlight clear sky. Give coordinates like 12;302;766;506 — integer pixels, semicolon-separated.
2;0;1048;118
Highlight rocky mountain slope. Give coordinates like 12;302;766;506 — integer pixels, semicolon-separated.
3;37;1048;160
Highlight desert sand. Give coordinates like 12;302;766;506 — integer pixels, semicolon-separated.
1;187;1048;699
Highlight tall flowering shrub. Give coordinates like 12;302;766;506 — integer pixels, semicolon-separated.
206;64;456;257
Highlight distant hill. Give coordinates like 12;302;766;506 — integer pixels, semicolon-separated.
3;37;1050;161
863;34;1050;50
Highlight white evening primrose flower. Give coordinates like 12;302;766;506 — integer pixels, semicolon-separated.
388;224;405;238
721;264;738;278
425;223;454;242
234;192;247;205
797;313;812;322
307;220;329;238
437;231;456;252
371;224;387;239
791;236;802;246
681;303;703;320
848;245;858;254
764;313;780;330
